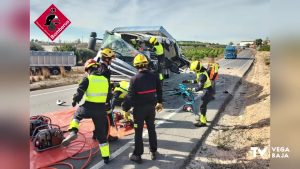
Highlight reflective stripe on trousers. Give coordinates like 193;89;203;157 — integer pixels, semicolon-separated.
99;143;110;157
69;119;79;130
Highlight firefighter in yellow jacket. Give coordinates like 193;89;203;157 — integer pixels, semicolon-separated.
111;80;132;122
182;61;213;127
62;59;111;164
149;36;165;81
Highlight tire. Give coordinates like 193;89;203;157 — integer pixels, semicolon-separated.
51;69;60;75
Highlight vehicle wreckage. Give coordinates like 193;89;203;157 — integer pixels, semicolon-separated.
88;26;190;79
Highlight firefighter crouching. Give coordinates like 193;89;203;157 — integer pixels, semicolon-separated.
62;59;111;164
111;80;132;122
122;54;163;163
182;61;213;127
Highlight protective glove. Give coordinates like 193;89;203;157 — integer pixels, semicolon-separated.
155;103;163;113
182;80;189;83
72;100;77;107
105;103;111;113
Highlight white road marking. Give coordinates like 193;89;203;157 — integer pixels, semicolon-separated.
90;94;202;169
30;87;77;97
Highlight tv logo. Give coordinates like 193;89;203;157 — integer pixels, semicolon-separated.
250;147;268;157
250;146;289;158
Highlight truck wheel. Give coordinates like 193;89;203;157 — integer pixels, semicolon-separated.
52;69;60;75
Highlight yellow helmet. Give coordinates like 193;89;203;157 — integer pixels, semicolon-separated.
149;37;157;45
101;48;116;59
190;61;202;72
133;54;149;67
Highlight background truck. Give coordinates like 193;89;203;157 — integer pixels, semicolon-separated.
224;45;237;59
30;51;76;75
88;26;190;78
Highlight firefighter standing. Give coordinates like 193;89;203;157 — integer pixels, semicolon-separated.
94;48;118;142
62;59;111;164
122;54;163;163
182;61;213;127
149;36;165;81
207;62;220;99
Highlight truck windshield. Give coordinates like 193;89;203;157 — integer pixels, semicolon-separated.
101;32;140;57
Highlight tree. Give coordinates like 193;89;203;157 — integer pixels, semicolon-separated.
30;42;44;51
229;42;234;45
75;39;81;44
255;39;263;46
53;44;76;52
75;49;96;65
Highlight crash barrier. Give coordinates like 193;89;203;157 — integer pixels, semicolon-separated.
30;109;135;169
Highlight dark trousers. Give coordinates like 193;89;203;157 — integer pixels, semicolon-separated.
211;80;216;94
200;90;213;117
132;104;157;156
157;55;165;77
73;104;108;144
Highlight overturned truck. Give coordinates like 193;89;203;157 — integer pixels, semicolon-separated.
88;26;189;78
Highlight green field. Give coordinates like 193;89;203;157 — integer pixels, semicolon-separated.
181;47;224;61
178;41;225;61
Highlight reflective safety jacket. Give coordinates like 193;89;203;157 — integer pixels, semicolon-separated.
84;75;109;103
154;43;164;56
113;81;129;99
196;71;212;89
208;63;219;80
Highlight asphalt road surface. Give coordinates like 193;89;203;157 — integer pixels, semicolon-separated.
30;49;255;169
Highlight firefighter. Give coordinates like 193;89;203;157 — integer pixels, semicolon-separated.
94;48;119;142
62;59;111;164
111;81;132;122
207;62;220;99
149;36;165;81
182;61;213;127
122;54;163;163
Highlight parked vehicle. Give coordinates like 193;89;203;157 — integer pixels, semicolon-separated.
30;51;76;75
224;45;237;59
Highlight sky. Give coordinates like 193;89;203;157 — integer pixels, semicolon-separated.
30;0;270;44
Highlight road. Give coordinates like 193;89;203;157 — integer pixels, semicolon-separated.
30;49;255;168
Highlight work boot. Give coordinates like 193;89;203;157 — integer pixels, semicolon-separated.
103;156;110;164
150;151;157;160
129;154;142;164
62;131;77;146
194;122;207;127
108;135;118;142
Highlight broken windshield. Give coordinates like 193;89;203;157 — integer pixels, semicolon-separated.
101;32;140;57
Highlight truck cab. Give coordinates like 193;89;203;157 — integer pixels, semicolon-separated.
224;45;237;59
88;26;190;78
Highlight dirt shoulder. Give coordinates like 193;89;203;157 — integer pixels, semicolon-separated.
186;51;270;169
